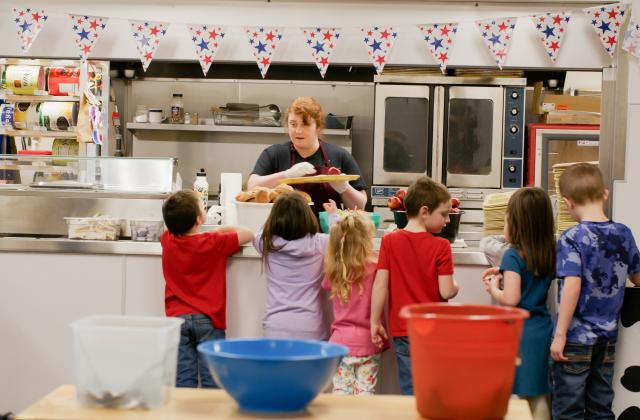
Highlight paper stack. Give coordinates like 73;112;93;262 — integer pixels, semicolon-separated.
552;161;599;235
483;192;514;235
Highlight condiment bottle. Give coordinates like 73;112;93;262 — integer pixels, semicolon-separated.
193;168;209;210
170;93;185;124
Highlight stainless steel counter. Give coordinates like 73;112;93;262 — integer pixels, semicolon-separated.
0;237;489;265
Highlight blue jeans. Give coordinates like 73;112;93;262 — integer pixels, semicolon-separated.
176;314;225;388
393;336;413;395
550;339;616;420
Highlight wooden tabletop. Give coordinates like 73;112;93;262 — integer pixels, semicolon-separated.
17;385;532;420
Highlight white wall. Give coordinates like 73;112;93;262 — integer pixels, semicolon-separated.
0;1;611;69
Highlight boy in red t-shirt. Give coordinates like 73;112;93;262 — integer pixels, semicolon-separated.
161;190;253;388
370;176;459;395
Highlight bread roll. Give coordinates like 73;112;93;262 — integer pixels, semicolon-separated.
254;186;272;203
294;189;313;204
274;183;294;194
235;191;256;202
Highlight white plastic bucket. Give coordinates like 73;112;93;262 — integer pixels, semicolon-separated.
235;201;273;232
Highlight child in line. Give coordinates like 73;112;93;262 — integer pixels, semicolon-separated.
371;176;459;395
551;163;640;418
253;191;330;340
161;190;253;388
482;187;555;420
322;203;387;395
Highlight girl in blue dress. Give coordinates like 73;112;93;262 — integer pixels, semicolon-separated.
482;187;555;420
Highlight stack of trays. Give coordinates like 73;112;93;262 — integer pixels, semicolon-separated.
552;161;599;235
483;192;514;235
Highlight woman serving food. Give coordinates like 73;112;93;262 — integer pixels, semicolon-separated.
247;97;367;214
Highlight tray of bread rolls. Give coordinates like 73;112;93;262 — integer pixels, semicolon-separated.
280;174;359;185
235;183;313;204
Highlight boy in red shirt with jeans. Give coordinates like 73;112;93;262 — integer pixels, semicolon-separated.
161;190;253;388
371;176;459;395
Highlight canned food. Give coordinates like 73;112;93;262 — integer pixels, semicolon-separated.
5;65;45;94
0;104;15;127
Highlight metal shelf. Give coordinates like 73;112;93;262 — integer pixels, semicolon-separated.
0;92;80;102
0;129;77;138
127;123;351;136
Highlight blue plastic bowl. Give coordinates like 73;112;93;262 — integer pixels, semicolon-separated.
198;338;348;413
318;211;381;234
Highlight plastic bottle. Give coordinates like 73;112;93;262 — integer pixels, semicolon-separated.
193;168;209;210
170;93;185;124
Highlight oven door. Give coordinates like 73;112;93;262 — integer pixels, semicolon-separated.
439;86;503;189
373;84;431;185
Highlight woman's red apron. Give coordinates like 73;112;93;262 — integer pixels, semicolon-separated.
290;141;342;215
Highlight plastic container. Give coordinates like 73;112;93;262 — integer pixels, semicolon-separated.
198;338;347;413
318;211;381;234
129;220;164;242
235;201;273;232
65;217;122;241
170;93;184;124
393;210;408;229
434;211;464;243
70;315;183;409
193;168;209;210
400;303;529;419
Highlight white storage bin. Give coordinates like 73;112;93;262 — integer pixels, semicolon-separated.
235;201;273;232
129;219;164;242
70;315;183;409
65;217;122;241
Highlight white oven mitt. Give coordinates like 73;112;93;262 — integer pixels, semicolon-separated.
284;162;316;178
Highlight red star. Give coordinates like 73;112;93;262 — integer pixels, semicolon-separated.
213;43;218;48
608;9;618;20
265;31;276;41
440;26;450;37
18;10;25;16
539;16;546;23
202;55;212;65
380;30;390;39
89;20;99;30
438;52;448;62
209;30;218;39
594;12;601;18
552;15;563;25
150;26;160;36
319;56;329;66
498;22;508;32
31;12;42;22
82;45;92;54
138;25;143;32
260;57;270;66
485;24;491;31
252;32;258;38
323;31;332;40
195;30;201;36
329;43;334;48
495;49;506;59
310;32;315;38
77;18;83;24
606;36;616;47
367;31;373;36
427;28;433;34
375;55;385;64
144;52;153;61
549;41;560;51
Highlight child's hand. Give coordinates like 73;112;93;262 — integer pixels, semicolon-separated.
370;322;388;349
323;199;338;214
482;267;500;280
482;277;491;293
550;335;568;362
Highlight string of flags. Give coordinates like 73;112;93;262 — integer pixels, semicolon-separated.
8;3;640;78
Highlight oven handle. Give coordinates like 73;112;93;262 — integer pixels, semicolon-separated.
432;86;445;184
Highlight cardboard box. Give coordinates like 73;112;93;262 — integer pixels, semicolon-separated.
541;94;601;113
542;110;601;125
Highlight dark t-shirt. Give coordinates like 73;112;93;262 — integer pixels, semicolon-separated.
251;141;368;191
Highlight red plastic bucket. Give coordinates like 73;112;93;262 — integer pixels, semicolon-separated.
400;303;529;420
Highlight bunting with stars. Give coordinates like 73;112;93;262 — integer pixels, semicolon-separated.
475;17;517;69
417;23;458;73
622;18;640;61
531;13;571;64
129;20;169;72
301;27;341;78
360;26;398;75
69;15;108;62
583;3;627;57
188;24;226;76
12;8;48;53
244;27;284;78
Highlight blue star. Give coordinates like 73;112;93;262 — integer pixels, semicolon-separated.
335;33;340;39
424;36;431;42
307;39;312;45
488;33;502;46
431;37;444;50
598;21;611;34
369;39;382;52
77;28;90;41
20;21;32;33
543;25;555;38
254;41;267;53
536;23;542;29
192;36;197;42
140;35;150;47
197;38;209;51
277;34;282;40
312;41;325;54
14;18;20;23
592;19;597;25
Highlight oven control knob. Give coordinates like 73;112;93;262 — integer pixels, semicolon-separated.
511;91;519;99
510;125;518;134
508;164;517;173
510;108;519;116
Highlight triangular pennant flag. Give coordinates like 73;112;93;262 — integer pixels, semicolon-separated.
244;27;284;78
301;27;341;78
69;15;107;62
130;20;169;72
417;23;458;73
475;17;517;69
531;12;571;64
583;3;628;57
360;26;398;75
187;24;226;76
622;18;640;61
12;8;48;53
